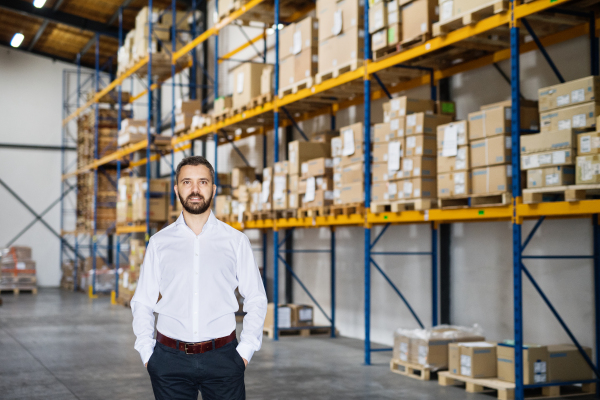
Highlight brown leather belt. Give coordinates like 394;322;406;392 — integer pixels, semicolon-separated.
156;330;237;355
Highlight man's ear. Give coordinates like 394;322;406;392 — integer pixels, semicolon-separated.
213;184;217;197
173;183;178;198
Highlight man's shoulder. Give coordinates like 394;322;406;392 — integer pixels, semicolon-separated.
149;221;178;244
214;216;245;239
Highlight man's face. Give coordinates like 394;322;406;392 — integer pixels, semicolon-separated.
174;165;217;215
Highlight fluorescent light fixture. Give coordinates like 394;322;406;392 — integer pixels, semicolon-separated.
33;0;46;8
10;33;24;48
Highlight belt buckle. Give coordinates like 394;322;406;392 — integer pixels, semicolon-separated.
184;343;194;355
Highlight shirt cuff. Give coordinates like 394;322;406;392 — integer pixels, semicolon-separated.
140;342;156;365
236;341;255;364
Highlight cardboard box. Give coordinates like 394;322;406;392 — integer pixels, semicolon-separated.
299;176;334;193
497;344;549;384
294;48;319;82
303;188;334;207
295;17;319;53
400;156;436;178
288;304;314;327
214;96;232;114
318;35;336;73
264;303;292;328
405;112;453;136
547;344;593;383
373;122;395;143
454;342;497;378
288;141;331;175
214;195;232;216
468;104;539;140
540;102;600;133
437;146;470;173
301;157;334;178
318;0;363;42
317;0;337;41
340;122;364;144
521;149;575;170
372;29;388;51
369;1;388;33
440;0;490;21
232;167;256;188
232;63;271;110
289;174;299;192
527;166;575;188
263;167;273;182
334;27;365;70
371;162;399;182
471;165;511;194
520;129;577;155
132;179;169;222
578;131;600;155
392;177;437;199
331;137;343;157
280;23;295;60
288;192;302;209
176;99;201;115
576;155;600;184
393;333;411;362
274;161;289;176
372;142;391;163
311;130;338;144
371;181;393;202
272;175;288;210
389;116;406;137
437;121;469;149
260;65;273;95
340;153;365;168
405;135;436;156
335;181;364;204
538;75;600;112
387;23;402;45
438;171;470;197
384;96;435;119
280;55;295;87
401;0;437;44
470;134;512;168
410;335;485;369
336;162;364;185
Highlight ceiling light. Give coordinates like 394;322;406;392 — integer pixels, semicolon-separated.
11;33;24;48
33;0;47;8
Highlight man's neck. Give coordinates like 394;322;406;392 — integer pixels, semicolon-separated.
182;209;211;235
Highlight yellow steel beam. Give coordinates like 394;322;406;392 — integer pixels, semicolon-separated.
116;224;147;234
62;56;149;126
173;0;267;62
517;200;600;218
125;143;192;169
220;32;266;64
129;59;193;103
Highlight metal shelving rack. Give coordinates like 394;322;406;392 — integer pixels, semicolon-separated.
60;0;600;398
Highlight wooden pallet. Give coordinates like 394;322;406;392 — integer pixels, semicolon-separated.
278;77;314;98
401;33;431;48
371;198;437;213
390;359;433;381
316;60;363;84
439;192;511;208
0;287;37;295
231;104;250;116
297;206;331;218
373;43;402;61
214;110;232;123
438;371;596;399
330;202;364;216
263;325;334;339
245;211;272;221
272;209;297;219
250;93;273;108
433;0;509;37
523;184;600;204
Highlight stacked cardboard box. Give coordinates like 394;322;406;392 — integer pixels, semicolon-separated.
438;0;492;23
300;157;335;208
272;161;290;211
174;99;202;134
448;342;497;378
317;0;364;76
467;100;538;195
214;195;232;218
369;0;402;54
116;177;170;223
437;120;471;198
279;16;319;92
335;123;365;205
117;30;136;76
520;130;577;188
401;0;437;45
392;325;485;370
372;97;452;205
288;140;332;209
214;96;233;116
231;63;272;111
260;167;273;212
0;246;37;292
264;303;314;329
229;167;256;220
117;238;145;305
576;128;600;184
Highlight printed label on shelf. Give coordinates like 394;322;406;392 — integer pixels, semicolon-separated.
454;172;465;184
388;141;401;171
556;94;570;107
455;184;465;194
571;88;585;103
374;10;384;29
305;177;316;202
414;167;420;176
442;124;458;157
342;128;356;156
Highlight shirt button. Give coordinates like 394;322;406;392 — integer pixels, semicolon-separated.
194;331;197;334
196;272;199;275
195;253;198;256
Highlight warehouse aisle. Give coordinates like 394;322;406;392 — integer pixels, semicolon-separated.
0;289;594;400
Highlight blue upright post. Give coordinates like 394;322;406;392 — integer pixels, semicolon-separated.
262;128;268;292
170;0;176;208
146;0;153;246
594;214;600;396
364;0;372;365
92;33;100;295
431;222;438;327
190;0;198;100
273;0;281;341
60;71;66;277
510;6;524;399
74;56;81;291
213;0;220;190
115;7;124;298
331;228;336;338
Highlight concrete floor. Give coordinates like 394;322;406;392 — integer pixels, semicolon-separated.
0;289;596;400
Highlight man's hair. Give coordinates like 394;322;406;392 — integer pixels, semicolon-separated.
176;156;215;184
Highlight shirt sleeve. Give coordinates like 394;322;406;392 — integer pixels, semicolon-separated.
130;238;160;365
235;233;268;363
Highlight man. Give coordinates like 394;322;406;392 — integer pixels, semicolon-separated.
131;156;267;400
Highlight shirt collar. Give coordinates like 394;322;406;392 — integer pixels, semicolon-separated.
175;210;218;227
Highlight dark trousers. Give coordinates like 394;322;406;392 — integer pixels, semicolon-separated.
147;339;246;400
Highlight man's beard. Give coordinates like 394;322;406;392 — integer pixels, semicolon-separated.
178;191;213;215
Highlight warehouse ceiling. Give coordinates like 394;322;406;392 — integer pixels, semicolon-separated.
0;0;193;70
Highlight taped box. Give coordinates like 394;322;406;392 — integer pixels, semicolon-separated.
521;149;575;170
538;75;600;112
438;170;471;197
540;101;600;133
383;96;435;120
497;342;549;384
526;166;575;188
470;134;512;168
576;155;600;184
471;165;511;194
448;342;497;379
578;131;600;155
520;129;577;155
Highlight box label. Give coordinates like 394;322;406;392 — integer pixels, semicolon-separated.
556;94;570;107
571;88;584;103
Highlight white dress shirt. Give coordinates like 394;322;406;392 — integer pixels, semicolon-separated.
131;211;267;365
